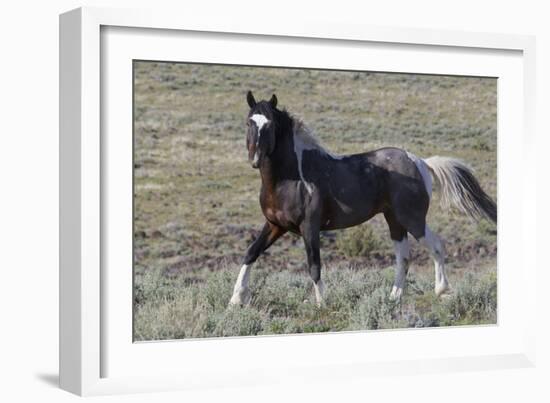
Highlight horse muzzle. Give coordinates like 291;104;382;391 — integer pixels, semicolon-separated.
251;153;261;169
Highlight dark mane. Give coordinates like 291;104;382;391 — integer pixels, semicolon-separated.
272;108;294;136
272;109;328;153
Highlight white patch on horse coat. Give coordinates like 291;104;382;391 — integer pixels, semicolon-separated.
390;237;410;300
406;151;432;199
292;119;343;194
229;264;252;305
250;114;269;144
250;114;270;166
293;119;325;150
293;135;316;195
313;279;325;306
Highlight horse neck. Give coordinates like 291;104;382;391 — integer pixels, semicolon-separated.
258;115;297;189
259;157;277;192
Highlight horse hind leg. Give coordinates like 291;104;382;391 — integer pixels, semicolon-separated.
384;212;410;301
390;209;449;297
390;235;410;301
420;225;449;296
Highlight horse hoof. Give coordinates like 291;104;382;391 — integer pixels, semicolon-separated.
229;287;251;306
389;286;403;301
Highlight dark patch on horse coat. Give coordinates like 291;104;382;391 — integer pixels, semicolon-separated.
239;91;496;303
247;102;429;240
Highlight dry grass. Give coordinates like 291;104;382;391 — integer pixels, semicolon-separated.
134;262;497;340
133;62;497;341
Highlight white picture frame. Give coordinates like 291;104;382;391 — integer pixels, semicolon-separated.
59;6;537;396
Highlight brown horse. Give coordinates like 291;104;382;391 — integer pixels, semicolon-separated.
230;91;496;306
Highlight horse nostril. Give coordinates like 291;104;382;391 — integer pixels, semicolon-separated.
251;153;260;168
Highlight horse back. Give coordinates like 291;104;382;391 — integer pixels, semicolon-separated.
259;146;430;234
315;147;430;231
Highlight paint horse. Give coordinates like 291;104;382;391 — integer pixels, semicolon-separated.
229;91;497;306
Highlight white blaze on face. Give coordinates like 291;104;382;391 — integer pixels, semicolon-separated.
250;114;270;145
250;114;270;165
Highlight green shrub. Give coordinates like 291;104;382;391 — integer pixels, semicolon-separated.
134;287;210;340
212;306;264;337
350;288;402;330
133;264;497;340
253;270;310;317
202;270;235;313
324;267;391;312
335;225;384;258
263;317;300;335
134;266;175;307
439;271;497;325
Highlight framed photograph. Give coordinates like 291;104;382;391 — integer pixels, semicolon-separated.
60;7;537;396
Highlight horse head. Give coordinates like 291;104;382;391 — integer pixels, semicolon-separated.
245;91;278;168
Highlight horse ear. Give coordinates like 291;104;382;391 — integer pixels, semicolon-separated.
247;91;256;108
269;94;278;109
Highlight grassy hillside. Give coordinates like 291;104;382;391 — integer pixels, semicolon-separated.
133;61;497;341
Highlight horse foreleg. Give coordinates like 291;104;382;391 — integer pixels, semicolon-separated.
229;222;285;306
301;215;323;307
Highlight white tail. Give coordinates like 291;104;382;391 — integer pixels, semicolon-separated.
424;156;497;223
